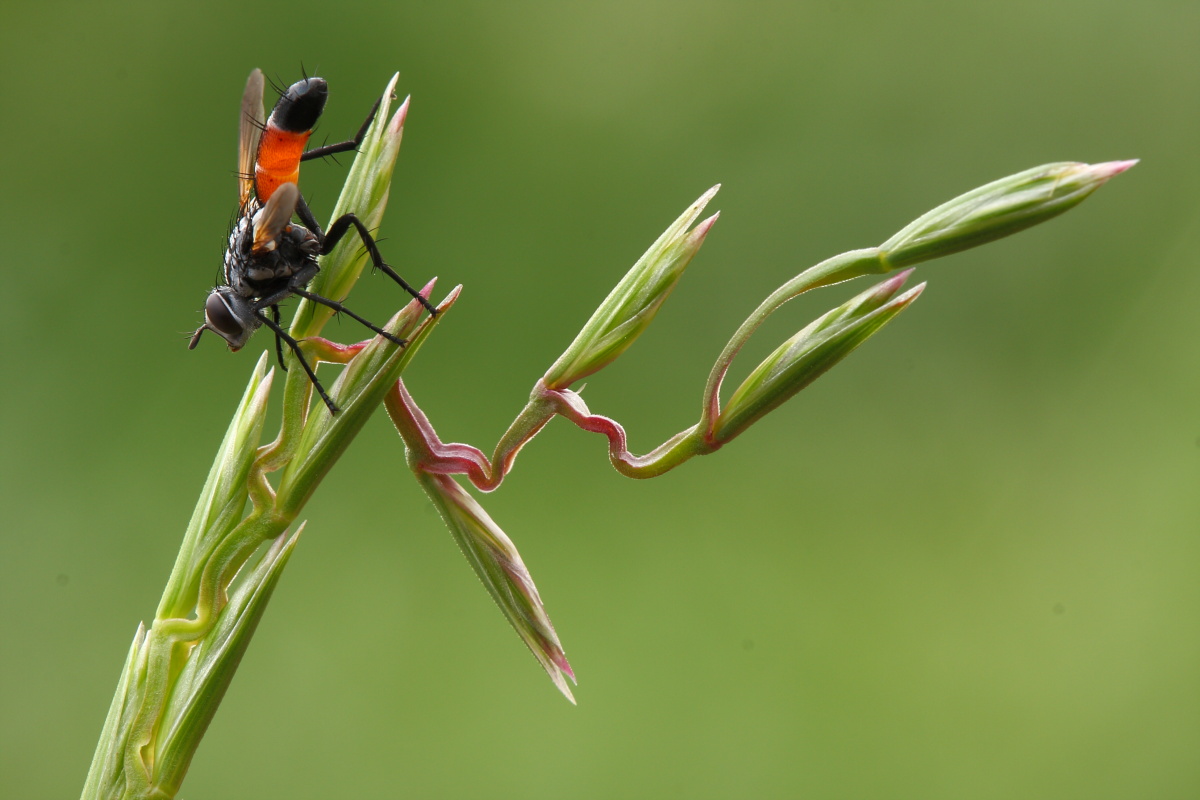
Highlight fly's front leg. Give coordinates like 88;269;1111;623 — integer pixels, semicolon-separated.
271;304;287;371
300;96;382;161
255;309;339;414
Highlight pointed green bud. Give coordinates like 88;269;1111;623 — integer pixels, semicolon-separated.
880;160;1137;268
544;187;720;389
713;271;924;443
293;75;410;339
414;468;576;703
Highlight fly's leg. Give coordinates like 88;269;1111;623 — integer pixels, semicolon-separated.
300;97;382;161
323;212;438;316
256;309;339;414
294;195;323;233
293;195;436;317
271;304;287;371
289;287;408;347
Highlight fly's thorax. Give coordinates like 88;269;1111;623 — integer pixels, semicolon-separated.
281;222;321;255
224;217;320;299
261;223;320;282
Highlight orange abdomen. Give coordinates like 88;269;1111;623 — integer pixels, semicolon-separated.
255;127;311;202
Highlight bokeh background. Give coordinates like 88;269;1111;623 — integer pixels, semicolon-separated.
2;1;1198;797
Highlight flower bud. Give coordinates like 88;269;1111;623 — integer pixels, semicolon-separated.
881;160;1136;268
713;271;923;443
544;186;720;389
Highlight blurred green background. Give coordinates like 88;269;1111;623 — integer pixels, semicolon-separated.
2;1;1197;797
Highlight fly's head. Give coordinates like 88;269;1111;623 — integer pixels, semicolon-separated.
189;286;259;351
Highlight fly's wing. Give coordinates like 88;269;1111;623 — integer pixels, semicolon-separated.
238;69;265;207
251;182;299;255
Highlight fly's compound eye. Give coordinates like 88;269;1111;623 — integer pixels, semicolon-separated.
204;292;245;344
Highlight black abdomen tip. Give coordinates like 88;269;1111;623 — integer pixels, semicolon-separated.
271;77;328;133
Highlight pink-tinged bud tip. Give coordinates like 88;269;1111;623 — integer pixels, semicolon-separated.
389;95;411;134
553;652;576;683
1088;159;1139;180
692;212;720;239
877;267;915;294
859;269;914;306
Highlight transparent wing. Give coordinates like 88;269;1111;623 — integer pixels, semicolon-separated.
238;69;265;206
251;182;299;254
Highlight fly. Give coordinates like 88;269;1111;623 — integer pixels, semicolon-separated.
189;69;435;414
